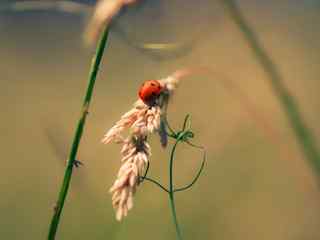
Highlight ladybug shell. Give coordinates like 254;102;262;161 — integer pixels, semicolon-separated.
138;80;163;105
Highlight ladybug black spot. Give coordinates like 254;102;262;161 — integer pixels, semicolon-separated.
150;82;156;86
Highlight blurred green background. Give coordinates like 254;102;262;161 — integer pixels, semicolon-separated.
1;0;320;239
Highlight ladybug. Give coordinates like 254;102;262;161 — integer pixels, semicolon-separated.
138;80;163;106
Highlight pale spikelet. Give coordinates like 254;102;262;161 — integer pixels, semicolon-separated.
85;0;138;45
101;107;140;144
110;136;150;221
160;68;191;92
102;102;161;144
131;106;161;135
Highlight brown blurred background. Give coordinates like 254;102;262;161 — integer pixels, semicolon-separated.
0;0;320;239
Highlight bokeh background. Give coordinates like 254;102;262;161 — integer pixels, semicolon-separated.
1;0;320;239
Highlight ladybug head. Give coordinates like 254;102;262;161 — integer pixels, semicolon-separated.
138;80;164;106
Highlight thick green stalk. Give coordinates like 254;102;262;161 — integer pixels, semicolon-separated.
220;0;320;173
48;27;110;240
169;140;183;240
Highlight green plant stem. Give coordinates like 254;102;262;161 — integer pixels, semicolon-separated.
48;27;110;240
168;140;183;240
220;0;320;173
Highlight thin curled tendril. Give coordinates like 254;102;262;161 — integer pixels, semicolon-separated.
139;114;206;240
139;114;206;194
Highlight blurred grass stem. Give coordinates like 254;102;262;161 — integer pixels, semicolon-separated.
48;27;110;240
221;0;320;174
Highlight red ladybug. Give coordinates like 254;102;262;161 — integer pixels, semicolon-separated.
138;80;163;106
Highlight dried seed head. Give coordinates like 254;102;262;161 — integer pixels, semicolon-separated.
103;70;186;220
109;136;150;221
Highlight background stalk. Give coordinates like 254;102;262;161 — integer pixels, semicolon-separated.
48;27;110;240
220;0;320;174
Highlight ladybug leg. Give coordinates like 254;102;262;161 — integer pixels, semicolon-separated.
146;98;158;107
